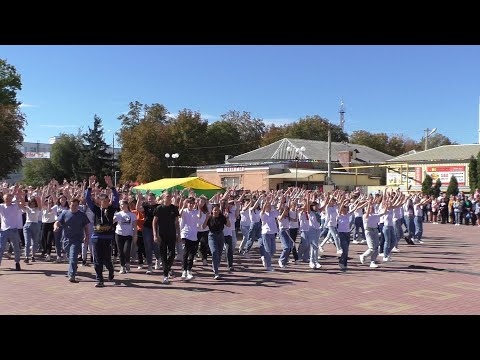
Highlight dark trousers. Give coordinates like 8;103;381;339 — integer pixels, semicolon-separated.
41;222;54;255
159;233;176;277
197;231;209;260
289;228;299;261
136;231;145;264
378;223;385;253
91;237;114;282
115;234;132;267
182;239;199;271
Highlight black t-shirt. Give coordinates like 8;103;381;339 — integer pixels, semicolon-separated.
207;214;227;232
142;203;158;228
153;204;179;235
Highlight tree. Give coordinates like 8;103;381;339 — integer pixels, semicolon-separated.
469;155;477;193
205;121;241;164
80;115;111;181
261;124;287;146
23;159;57;187
220;110;266;154
417;132;456;151
446;175;459;198
284;115;348;142
350;130;390;154
50;133;83;181
422;174;434;195
433;178;442;198
0;59;26;179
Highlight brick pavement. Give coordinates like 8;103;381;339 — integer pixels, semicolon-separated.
1;222;479;314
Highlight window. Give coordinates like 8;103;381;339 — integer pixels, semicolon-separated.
221;177;240;188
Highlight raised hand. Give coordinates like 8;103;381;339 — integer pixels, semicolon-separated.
89;175;96;187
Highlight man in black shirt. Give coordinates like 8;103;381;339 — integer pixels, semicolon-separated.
153;192;180;284
136;191;160;274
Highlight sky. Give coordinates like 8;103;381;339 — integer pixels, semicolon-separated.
1;45;480;145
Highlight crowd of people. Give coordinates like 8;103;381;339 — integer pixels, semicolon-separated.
0;176;474;287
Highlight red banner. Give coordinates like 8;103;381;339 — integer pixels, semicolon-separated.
427;166;465;186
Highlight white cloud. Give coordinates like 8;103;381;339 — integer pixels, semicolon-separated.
39;124;79;128
19;103;36;108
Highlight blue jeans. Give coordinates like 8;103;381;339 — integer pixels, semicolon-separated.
297;230;310;262
362;227;380;262
0;228;21;265
64;238;82;277
54;228;64;257
354;217;365;240
208;231;225;275
278;229;293;265
23;222;41;258
245;221;261;252
143;227;160;266
382;225;395;257
260;233;276;268
308;228;320;264
414;216;423;241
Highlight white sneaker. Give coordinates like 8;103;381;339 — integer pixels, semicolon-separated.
309;262;316;269
392;247;400;252
154;259;161;270
315;262;322;269
359;254;365;264
146;265;153;274
45;254;51;261
186;271;194;280
378;253;384;257
137;264;144;270
125;263;130;273
202;259;208;266
318;246;325;253
266;267;275;272
214;274;220;280
383;256;389;262
336;249;343;255
181;270;187;279
278;259;285;268
370;262;379;268
162;276;169;284
352;240;361;244
56;256;63;263
261;256;266;267
119;266;126;274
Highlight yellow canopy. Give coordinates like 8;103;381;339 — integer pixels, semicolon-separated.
132;177;223;197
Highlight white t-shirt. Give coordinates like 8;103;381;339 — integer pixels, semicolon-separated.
114;211;137;236
180;208;199;241
25;207;42;223
261;210;279;234
289;209;299;229
337;214;351;232
0;203;22;230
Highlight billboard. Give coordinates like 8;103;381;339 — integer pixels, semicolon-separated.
387;167;422;186
24;152;50;159
427;166;465;186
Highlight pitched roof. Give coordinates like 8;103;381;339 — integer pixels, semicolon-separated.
389;144;480;162
228;138;393;163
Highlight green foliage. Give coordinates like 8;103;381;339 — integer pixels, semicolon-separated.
50;133;83;181
220;110;266;154
417;133;456;151
23;159;57;186
80;115;111;181
0;59;26;178
446;175;459;198
433;178;442;198
422;174;434;195
469;155;477;193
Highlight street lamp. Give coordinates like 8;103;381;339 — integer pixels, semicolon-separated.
286;145;306;188
424;128;437;151
165;152;179;178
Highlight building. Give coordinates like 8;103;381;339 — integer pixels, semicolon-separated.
197;138;393;191
386;144;480;192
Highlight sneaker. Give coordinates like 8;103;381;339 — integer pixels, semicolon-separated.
378;253;384;257
125;263;131;273
68;276;79;283
168;270;175;278
360;240;367;244
359;254;365;264
146;265;153;275
163;276;169;284
392;247;400;252
81;260;87;266
318;246;325;253
95;281;105;288
261;256;266;267
370;262;379;268
137;264;144;270
31;256;35;262
15;262;21;271
214;274;220;280
266;267;275;272
186;271;194;280
315;262;322;269
108;272;115;281
383;256;389;262
278;259;285;268
119;267;126;274
336;249;343;255
339;263;346;270
45;254;51;261
154;259;161;270
309;262;316;269
352;240;361;244
181;270;187;279
24;257;29;264
228;267;235;272
56;256;63;263
202;259;208;266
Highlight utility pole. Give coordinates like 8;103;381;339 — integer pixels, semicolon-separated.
339;99;345;130
327;125;332;184
424;128;437;151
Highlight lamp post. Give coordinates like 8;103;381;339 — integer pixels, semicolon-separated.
114;171;120;187
424;128;437;151
286;145;306;188
165;152;179;178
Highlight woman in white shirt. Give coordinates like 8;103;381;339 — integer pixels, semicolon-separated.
23;196;42;263
113;200;137;274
